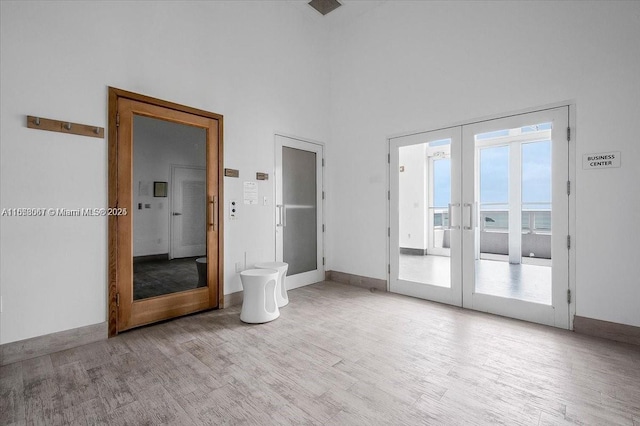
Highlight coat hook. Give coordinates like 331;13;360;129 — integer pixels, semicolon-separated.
35;117;40;126
64;122;72;130
94;127;100;135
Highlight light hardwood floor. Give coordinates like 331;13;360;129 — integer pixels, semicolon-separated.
2;281;639;425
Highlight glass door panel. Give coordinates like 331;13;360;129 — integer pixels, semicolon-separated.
282;146;317;276
390;128;462;306
132;116;207;301
477;145;510;263
430;152;451;254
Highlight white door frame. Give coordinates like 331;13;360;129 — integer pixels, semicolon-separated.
275;134;325;290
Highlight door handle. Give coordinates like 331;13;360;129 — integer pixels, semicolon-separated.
276;205;283;227
464;203;474;230
210;196;218;231
448;203;460;230
172;212;182;216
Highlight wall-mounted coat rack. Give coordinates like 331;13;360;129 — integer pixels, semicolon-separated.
27;115;104;139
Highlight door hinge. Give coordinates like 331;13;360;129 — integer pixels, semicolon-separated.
322;224;325;232
567;289;572;304
567;126;571;142
322;158;325;167
322;257;325;266
567;180;571;195
322;191;325;200
115;292;120;307
387;153;390;164
567;235;571;249
388;264;391;274
116;113;120;128
387;190;390;200
388;227;390;237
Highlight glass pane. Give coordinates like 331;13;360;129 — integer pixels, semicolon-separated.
479;145;510;259
132;115;207;300
283;147;317;276
398;139;451;287
522;140;552;260
432;157;451;248
474;124;552;305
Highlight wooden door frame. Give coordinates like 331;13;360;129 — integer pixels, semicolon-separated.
107;87;224;337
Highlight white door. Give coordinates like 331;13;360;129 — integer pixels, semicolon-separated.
275;135;324;289
389;127;463;306
462;107;570;328
171;166;206;259
389;106;571;328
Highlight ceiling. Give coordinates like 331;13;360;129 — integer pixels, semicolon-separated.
293;0;388;28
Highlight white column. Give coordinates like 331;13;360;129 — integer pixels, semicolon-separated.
509;142;522;264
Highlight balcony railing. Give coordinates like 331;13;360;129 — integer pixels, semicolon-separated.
432;206;552;259
433;206;551;234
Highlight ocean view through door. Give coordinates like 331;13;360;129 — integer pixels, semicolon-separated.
390;107;571;328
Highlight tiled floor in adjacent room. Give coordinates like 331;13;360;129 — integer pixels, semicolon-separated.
2;281;639;425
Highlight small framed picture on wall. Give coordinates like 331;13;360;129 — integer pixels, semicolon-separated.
154;181;168;197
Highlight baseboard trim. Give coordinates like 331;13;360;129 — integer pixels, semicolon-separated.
0;322;107;366
574;316;640;346
223;290;243;308
326;270;387;292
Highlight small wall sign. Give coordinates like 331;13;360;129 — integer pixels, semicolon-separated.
582;151;621;170
243;181;258;205
224;168;239;178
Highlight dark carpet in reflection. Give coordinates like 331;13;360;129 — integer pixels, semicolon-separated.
133;257;203;300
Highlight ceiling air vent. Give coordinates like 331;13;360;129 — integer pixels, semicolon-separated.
308;0;342;16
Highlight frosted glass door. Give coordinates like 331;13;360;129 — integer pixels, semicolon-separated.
275;135;324;289
283;147;317;275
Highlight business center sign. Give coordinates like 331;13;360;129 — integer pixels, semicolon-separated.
582;151;621;170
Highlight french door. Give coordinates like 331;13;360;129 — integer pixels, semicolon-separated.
390;107;570;328
275;135;324;289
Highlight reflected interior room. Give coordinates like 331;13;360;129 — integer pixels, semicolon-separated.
132;115;208;300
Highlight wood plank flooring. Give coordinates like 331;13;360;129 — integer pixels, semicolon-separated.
2;281;639;425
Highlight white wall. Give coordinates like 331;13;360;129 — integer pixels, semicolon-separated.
2;1;639;345
327;1;640;327
0;1;330;344
132;116;206;257
398;144;426;250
